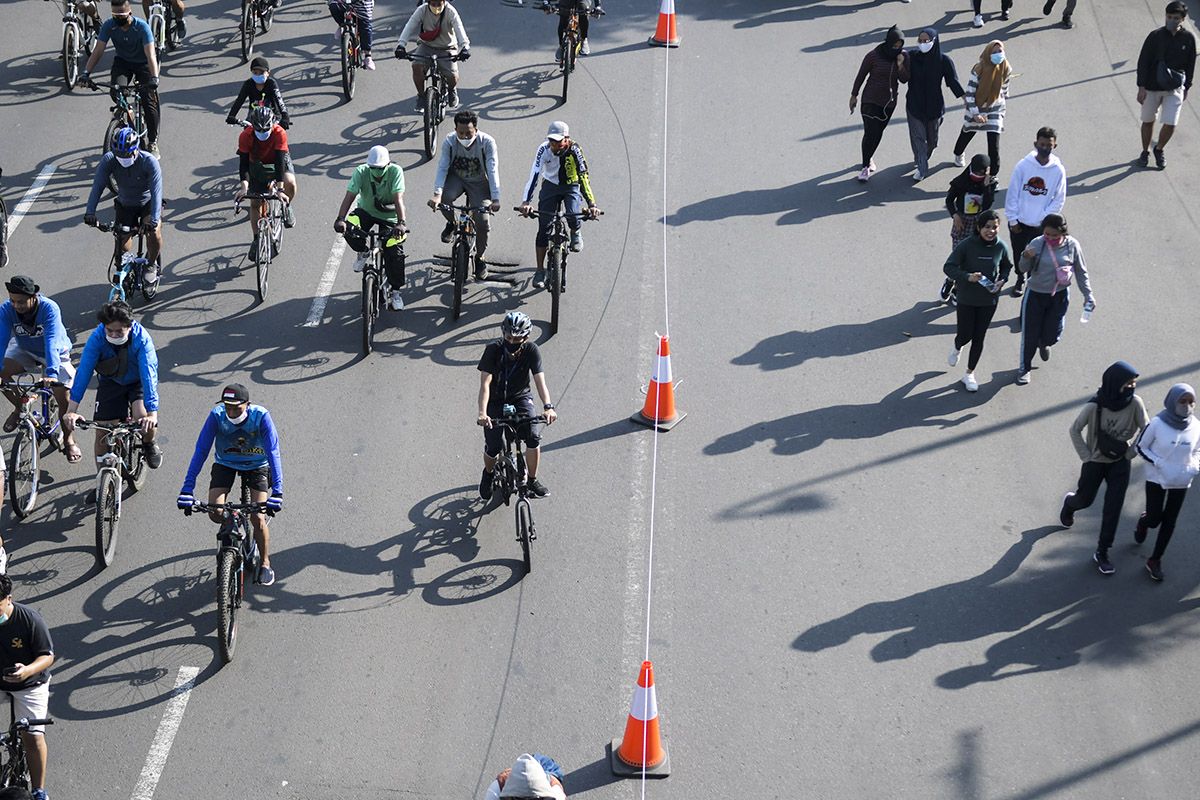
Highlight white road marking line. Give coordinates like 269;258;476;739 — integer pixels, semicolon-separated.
303;236;347;326
5;164;56;238
130;665;200;800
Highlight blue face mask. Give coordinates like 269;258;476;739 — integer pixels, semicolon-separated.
251;73;267;85
254;129;271;141
990;52;1005;65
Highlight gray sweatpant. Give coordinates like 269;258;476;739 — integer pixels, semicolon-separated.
908;115;943;177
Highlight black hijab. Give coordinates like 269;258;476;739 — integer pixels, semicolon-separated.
878;25;905;58
1093;360;1139;411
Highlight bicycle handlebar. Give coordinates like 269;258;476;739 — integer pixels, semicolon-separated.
513;208;603;220
436;202;494;214
538;0;606;14
493;414;549;426
228;119;252;129
9;718;54;729
0;375;65;392
95;221;138;234
185;501;275;516
74;419;147;433
395;51;467;62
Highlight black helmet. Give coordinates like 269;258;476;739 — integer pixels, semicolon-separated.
248;105;276;132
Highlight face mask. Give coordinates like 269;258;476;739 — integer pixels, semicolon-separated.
106;330;130;346
116;154;137;168
1035;145;1052;159
889;46;903;59
504;341;524;356
1120;386;1136;404
114;14;132;26
990;52;1005;65
0;612;8;626
1044;235;1063;246
968;171;985;182
254;129;271;141
227;409;249;425
1166;18;1182;31
251;73;268;84
457;136;476;148
369;166;386;177
918;41;934;53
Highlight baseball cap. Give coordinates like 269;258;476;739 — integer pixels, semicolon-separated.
546;121;569;141
4;276;39;297
250;55;270;71
221;383;250;404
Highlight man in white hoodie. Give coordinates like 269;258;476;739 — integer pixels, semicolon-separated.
1004;126;1067;297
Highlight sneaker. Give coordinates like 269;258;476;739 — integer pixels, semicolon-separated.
1134;512;1149;544
948;292;957;307
388;289;404;311
948;345;963;367
961;372;979;392
913;169;924;182
1061;15;1073;28
972;13;984;27
363;55;376;70
954;153;965;167
174;15;187;38
1094;550;1115;575
283;204;296;228
526;476;549;497
143;442;163;469
569;229;582;252
148;142;161;159
1137;150;1150;168
351;252;369;273
1039;345;1051;362
939;279;954;302
479;468;493;500
248;237;259;262
1016;371;1030;385
31;791;47;800
533;268;546;290
1000;9;1010;20
447;90;460;110
554;45;563;63
1153;147;1165;170
1059;493;1075;527
142;264;159;285
1042;0;1053;14
257;565;276;586
1011;278;1025;297
440;222;454;243
415;98;426;112
474;258;488;281
0;546;7;576
1146;558;1164;581
581;38;590;55
856;166;871;182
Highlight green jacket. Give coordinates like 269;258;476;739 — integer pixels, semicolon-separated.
943;235;1013;307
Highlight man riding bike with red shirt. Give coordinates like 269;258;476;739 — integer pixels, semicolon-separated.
235;105;297;261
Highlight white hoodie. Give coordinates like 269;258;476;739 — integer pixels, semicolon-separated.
1004;151;1067;226
1137;415;1200;489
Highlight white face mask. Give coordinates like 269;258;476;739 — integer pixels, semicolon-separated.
457;136;476;148
227;409;249;425
106;330;130;346
918;41;934;53
116;154;137;168
254;129;272;141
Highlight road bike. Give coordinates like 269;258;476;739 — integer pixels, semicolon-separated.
185;483;274;663
516;208;600;336
0;374;66;520
50;0;99;90
76;419;148;568
240;0;277;62
336;2;364;100
234;184;286;303
0;694;53;791
95;221;161;304
83;81;149;194
397;51;464;158
437;201;492;321
488;408;548;575
148;0;181;61
348;221;406;355
540;0;604;103
0;167;8;270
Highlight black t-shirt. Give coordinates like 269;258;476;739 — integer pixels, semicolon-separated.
0;604;54;690
478;340;543;404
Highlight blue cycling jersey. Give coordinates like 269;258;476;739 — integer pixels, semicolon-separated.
181;404;284;495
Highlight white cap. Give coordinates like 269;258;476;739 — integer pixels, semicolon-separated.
546;121;569;141
366;145;390;167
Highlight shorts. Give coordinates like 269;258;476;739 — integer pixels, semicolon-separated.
6;681;50;734
412;43;459;78
3;342;75;388
94;379;144;421
114;199;154;229
483;398;544;457
248;153;293;195
209;463;270;494
1140;87;1184;126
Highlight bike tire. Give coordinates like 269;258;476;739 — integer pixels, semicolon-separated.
123;440;148;492
216;547;240;663
165;3;179;50
361;271;376;355
561;37;573;103
423;86;438;158
0;198;8;271
260;0;274;33
256;230;271;302
141;255;161;301
451;240;467;321
516;499;533;575
94;469;120;567
547;248;562;336
8;420;39;520
240;0;254;62
340;29;355;100
102;117;122;195
151;12;165;61
62;23;80;90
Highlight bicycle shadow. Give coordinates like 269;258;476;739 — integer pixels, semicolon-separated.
0;53;69;107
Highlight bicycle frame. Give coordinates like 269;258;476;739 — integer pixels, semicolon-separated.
1;376;61;441
98;222;153;304
0;693;53;790
110;85;147;140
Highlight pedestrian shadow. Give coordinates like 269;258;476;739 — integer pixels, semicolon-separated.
542;419;641;453
736;0;884;29
1068;161;1141;197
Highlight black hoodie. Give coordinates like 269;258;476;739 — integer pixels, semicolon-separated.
901;28;964;120
945;165;996;218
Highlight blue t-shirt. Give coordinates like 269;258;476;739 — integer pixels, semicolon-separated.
98;17;154;64
0;297;74;379
180;405;284;495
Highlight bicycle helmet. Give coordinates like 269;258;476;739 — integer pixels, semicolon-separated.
248;104;276;132
111;127;139;158
501;311;532;339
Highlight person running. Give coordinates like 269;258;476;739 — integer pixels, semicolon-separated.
395;0;471;112
177;383;283;586
951;40;1010;177
485;753;567;799
900;27;964;182
79;0;162;157
1061;361;1147;575
1004;126;1067;297
476;311;557;500
334;145;409;311
226;56;291;129
849;25;907;183
1133;383;1200;581
0;574;55;800
1135;1;1196;170
940;153;997;305
328;0;377;70
547;0;603;61
972;0;1012;27
1014;213;1094;385
429;109;500;281
235;104;297;260
942;208;1012;392
84;126;163;286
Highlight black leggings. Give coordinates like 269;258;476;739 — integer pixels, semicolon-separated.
111;58;160;145
1065;458;1131;553
1144;481;1190;560
558;1;591;41
861;102;895;168
953;130;1000;176
954;303;997;371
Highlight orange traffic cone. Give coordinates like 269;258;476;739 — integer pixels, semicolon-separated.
631;335;685;431
610;661;671;777
647;0;681;47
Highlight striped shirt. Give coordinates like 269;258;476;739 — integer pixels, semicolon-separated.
961;71;1009;134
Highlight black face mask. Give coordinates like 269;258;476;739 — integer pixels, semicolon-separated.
504;341;524;357
114;13;133;26
1035;145;1053;160
1119;386;1136;404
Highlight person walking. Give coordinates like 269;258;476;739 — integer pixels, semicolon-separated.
942;208;1012;392
1014;213;1094;384
1135;1;1196;170
1060;361;1148;575
951;41;1011;178
1003;126;1066;297
972;0;1012;28
850;25;907;183
1041;0;1076;29
1132;384;1200;581
900;27;965;182
940;153;997;304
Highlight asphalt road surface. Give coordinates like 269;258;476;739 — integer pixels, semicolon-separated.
2;0;1200;797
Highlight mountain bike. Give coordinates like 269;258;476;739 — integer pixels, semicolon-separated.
336;2;363;100
95;221;161;304
185;483;274;663
50;0;99;90
148;0;181;61
0;168;8;270
348;220;406;355
234;185;286;303
540;0;604;103
0;375;66;520
397;51;464;158
488;408;548;575
240;0;277;62
516;208;600;336
75;419;147;568
0;694;53;791
83;80;149;194
437;201;491;321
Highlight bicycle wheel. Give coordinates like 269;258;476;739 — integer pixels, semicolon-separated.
103;117;121;195
422;86;438;158
8;420;39;519
62;23;80;90
150;11;165;60
123;440;148;492
547;247;562;336
256;228;271;302
216;547;240;663
361;271;376;355
94;470;120;567
141;255;161;301
0;197;8;271
340;29;355;100
259;0;275;33
240;0;254;62
516;499;533;575
165;3;180;50
561;36;573;103
451;240;467;321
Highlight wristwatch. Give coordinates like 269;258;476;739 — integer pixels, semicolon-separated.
544;403;555;410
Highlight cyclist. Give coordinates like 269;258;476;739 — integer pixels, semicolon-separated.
545;0;603;61
62;301;162;500
141;0;187;40
429;109;500;281
394;0;471;112
79;0;162;158
0;574;56;800
236;105;297;261
327;0;376;70
485;753;567;799
518;120;601;290
334;145;409;312
226;56;291;129
477;311;557;499
176;383;283;586
0;276;81;464
84;126;163;286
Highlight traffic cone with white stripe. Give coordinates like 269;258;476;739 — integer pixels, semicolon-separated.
610;660;671;777
631;334;685;431
647;0;681;47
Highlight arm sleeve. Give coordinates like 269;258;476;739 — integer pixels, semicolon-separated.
228;81;250;120
522;146;542;203
180;412;217;494
1072;239;1093;299
1069;404;1094;461
0;311;13;363
28;613;54;658
269;79;290;121
1136;33;1156;88
963;73;980;116
897;54;910;83
945;181;960;216
485;137;500;200
997;242;1013;283
1136;419;1160;464
148;157;163;224
450;6;470;50
944;55;965;97
850;52;872;96
70;336;100;406
1003;164;1022;222
238;152;250;183
1018;239;1036;276
574;146;596;206
139;335;159;412
397;7;422;46
86;157;112;216
1047;169;1067;214
41;304;63;381
942;241;971;282
432;141;452;192
261;411;284;494
1185;36;1196;90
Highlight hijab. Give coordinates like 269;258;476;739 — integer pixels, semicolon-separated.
913;27;941;61
878;25;905;59
1157;383;1196;430
1093;360;1138;411
972;40;1011;108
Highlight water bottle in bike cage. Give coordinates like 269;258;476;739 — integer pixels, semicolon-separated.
502;404;515;416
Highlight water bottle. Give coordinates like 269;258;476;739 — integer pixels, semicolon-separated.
977;275;995;292
1080;299;1095;324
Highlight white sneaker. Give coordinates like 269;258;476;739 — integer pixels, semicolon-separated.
581;38;590;55
856;166;871;182
972;13;984;27
363;55;376;70
962;372;979;392
913;169;924;182
948;345;963;367
352;253;370;273
1016;371;1031;385
0;546;7;575
869;159;877;173
388;289;404;311
954;153;965;167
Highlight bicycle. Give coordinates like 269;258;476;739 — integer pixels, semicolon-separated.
95;221;161;305
82;80;149;195
75;419;148;568
148;0;180;61
348;221;406;355
540;0;604;103
0;374;66;521
488;409;547;574
397;50;464;158
336;2;363;100
184;483;274;663
0;694;53;791
437;201;492;321
515;208;600;336
0;167;8;270
234;182;287;303
49;0;99;90
240;0;277;62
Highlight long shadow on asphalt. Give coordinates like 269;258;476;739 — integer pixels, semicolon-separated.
562;756;622;795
